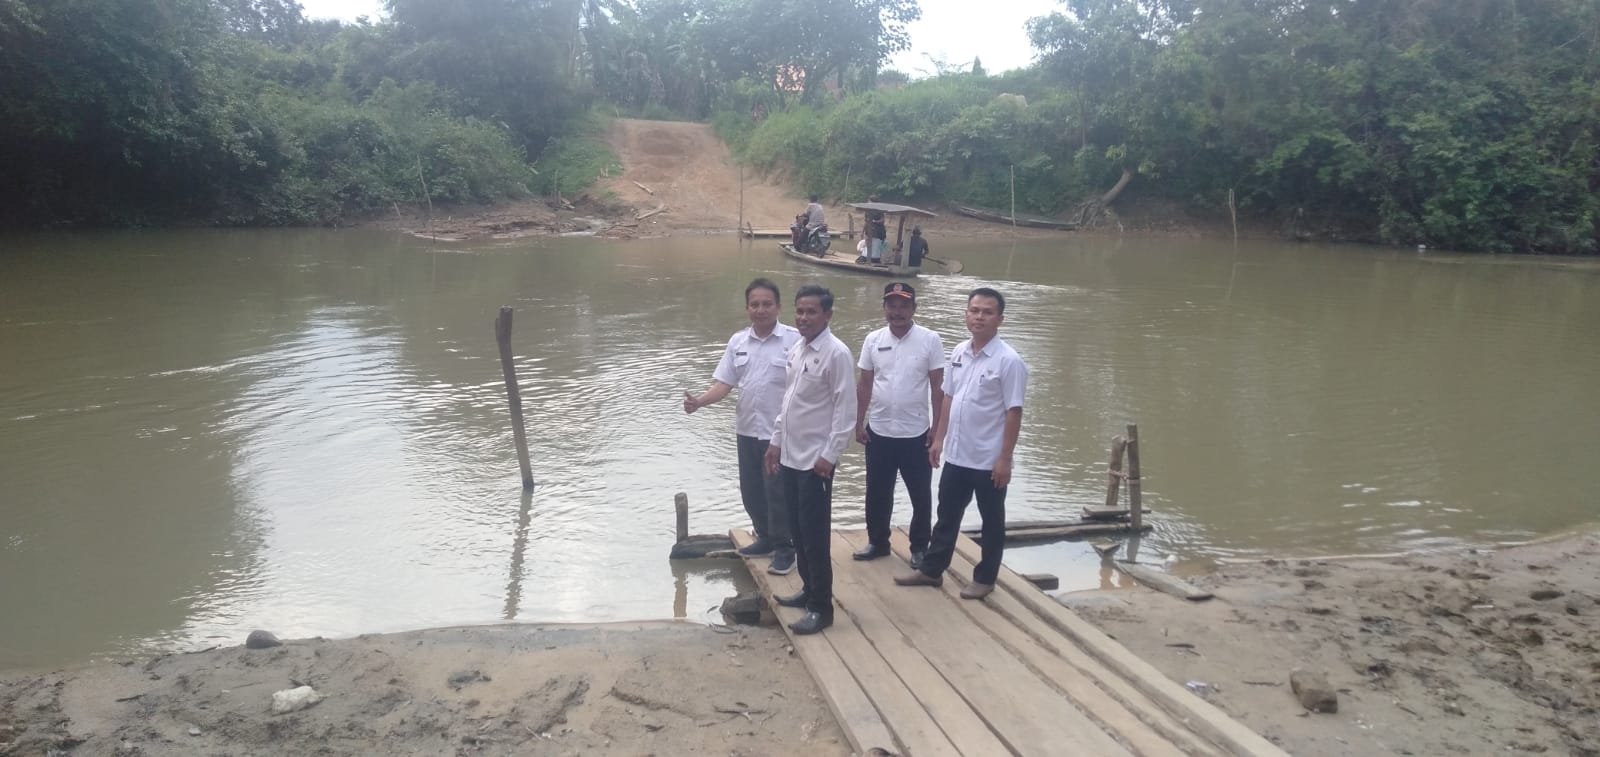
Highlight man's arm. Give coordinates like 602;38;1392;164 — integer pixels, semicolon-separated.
928;394;952;467
855;369;873;444
817;349;858;477
683;381;733;414
925;368;944;445
991;407;1023;488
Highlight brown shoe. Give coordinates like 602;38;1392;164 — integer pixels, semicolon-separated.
894;570;942;588
960;582;995;600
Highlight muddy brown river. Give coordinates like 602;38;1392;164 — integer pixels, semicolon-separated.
3;229;1598;670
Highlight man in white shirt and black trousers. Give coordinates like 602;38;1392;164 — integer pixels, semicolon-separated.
852;281;945;569
896;287;1028;600
684;279;804;575
764;284;857;635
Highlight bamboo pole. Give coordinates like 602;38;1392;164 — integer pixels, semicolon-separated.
1010;164;1017;235
495;307;535;490
738;164;744;236
1104;435;1128;510
1125;424;1142;531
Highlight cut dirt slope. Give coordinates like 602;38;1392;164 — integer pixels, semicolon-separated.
600;118;804;233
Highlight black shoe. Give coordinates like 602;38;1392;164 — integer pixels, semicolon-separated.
855;256;869;264
737;538;773;557
767;550;796;575
775;590;809;608
910;550;926;571
852;543;890;561
789;611;833;635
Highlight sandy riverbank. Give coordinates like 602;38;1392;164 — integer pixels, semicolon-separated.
0;622;848;757
1065;532;1600;756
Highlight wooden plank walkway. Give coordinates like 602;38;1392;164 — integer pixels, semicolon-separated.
731;527;1287;756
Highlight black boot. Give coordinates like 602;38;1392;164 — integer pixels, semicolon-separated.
775;590;809;608
789;611;833;635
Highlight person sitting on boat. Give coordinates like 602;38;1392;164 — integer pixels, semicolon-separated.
908;226;928;267
791;195;827;252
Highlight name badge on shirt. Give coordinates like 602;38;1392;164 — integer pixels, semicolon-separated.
952;360;963;368
877;346;892;352
735;351;747;356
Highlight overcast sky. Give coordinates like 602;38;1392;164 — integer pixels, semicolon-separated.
296;0;1063;76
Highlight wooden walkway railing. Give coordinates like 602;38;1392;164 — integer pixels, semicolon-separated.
731;527;1286;756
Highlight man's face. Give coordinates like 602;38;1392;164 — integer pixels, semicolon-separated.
883;297;916;330
794;295;832;340
965;295;1004;340
746;287;778;330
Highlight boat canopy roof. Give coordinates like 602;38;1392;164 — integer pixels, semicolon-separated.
846;202;938;217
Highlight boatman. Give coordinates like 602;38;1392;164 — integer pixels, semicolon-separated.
684;278;803;575
764;284;856;635
852;282;944;570
896;287;1027;600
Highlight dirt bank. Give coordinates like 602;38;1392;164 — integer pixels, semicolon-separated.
370;118;1208;242
0;622;847;757
1064;532;1600;756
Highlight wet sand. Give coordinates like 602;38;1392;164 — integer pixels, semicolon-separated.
0;622;847;757
1065;532;1600;756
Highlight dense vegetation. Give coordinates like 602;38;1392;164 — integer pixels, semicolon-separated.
3;0;1597;253
719;0;1600;254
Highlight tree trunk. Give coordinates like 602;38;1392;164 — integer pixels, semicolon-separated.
1100;167;1133;205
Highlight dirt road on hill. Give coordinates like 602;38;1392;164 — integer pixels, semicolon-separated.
600;118;805;234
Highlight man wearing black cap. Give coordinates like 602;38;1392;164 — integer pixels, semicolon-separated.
852;282;946;568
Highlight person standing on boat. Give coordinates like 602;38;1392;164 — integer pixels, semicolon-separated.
684;279;803;575
908;226;929;267
764;284;856;635
852;282;945;570
859;196;887;264
895;287;1027;600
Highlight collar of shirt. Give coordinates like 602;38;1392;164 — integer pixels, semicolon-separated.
961;336;1006;361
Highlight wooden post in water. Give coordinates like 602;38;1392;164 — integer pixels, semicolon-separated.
738;164;745;236
495;307;535;490
1104;435;1128;510
1125;424;1143;531
675;492;690;543
1010;164;1018;235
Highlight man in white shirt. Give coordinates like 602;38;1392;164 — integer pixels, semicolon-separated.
896;287;1028;600
764;284;857;635
684;279;804;575
853;282;944;569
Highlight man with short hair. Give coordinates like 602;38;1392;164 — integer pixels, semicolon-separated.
764;285;856;635
853;282;944;569
895;287;1027;600
684;279;803;575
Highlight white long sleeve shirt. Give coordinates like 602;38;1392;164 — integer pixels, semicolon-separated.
771;328;857;470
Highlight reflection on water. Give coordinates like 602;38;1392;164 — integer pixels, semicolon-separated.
1;229;1597;668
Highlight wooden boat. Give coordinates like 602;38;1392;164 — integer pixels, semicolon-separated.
780;244;917;277
953;203;1077;230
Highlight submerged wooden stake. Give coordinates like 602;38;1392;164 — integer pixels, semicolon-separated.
495;307;535;490
1126;424;1143;532
675;492;690;543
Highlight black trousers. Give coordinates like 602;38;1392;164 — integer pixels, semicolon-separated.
919;463;1008;585
736;435;790;550
781;464;834;614
863;427;932;552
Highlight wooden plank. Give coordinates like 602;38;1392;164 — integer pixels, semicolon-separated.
631;180;654;195
961;522;1150;544
824;533;1002;756
837;531;1134;757
949;536;1289;757
1080;506;1131;521
1104;435;1128;510
1019;572;1059;590
897;530;1217;757
635;203;666;220
730;529;900;755
1114;562;1213;601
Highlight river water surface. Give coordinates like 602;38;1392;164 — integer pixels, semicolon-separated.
3;230;1598;669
